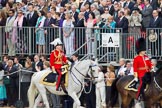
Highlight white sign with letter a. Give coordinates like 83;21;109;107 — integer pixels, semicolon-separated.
102;33;120;47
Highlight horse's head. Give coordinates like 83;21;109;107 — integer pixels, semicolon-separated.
72;59;99;79
87;59;100;79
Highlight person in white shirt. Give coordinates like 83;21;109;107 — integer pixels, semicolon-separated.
117;58;126;77
95;70;106;108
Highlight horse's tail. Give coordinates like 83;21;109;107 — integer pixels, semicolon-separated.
28;78;37;108
110;77;120;107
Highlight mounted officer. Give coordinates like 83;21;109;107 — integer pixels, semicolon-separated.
50;38;68;91
129;38;152;100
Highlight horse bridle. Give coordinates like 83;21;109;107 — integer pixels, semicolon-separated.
74;64;97;79
70;64;97;94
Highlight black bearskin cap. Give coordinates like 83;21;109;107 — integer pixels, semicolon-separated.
135;38;146;54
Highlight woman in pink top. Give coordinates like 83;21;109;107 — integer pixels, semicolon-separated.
84;12;96;55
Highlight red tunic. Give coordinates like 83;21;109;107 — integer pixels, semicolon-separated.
50;49;67;69
133;55;152;98
133;55;152;78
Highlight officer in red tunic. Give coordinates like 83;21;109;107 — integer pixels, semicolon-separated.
133;38;152;100
50;38;67;91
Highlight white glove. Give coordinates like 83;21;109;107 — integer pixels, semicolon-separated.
134;77;138;82
151;68;156;72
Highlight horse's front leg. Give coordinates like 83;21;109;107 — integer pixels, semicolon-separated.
70;92;81;108
36;84;50;108
33;94;42;108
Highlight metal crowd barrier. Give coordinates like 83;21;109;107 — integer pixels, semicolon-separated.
146;28;162;58
1;26;160;64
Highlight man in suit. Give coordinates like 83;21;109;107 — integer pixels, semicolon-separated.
44;11;55;54
149;10;162;56
113;3;120;22
26;3;39;54
150;0;158;10
107;0;115;16
116;11;128;57
71;5;78;24
5;9;16;56
6;60;18;107
32;55;43;72
60;7;65;20
116;11;128;33
123;0;135;12
90;3;100;17
84;3;90;21
73;12;85;54
140;0;153;29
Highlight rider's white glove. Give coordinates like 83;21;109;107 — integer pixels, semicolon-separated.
134;77;138;82
151;68;156;72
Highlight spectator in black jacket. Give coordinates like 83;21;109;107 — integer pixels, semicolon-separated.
5;60;18;107
73;12;85;54
44;11;55;53
32;55;43;72
26;3;38;53
149;10;162;56
116;11;128;33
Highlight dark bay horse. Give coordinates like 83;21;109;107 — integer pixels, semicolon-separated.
110;68;162;108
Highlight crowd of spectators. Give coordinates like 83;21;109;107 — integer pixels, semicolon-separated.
0;0;161;107
0;54;158;108
0;0;162;57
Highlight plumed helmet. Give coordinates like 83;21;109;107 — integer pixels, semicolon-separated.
50;38;63;47
135;37;146;54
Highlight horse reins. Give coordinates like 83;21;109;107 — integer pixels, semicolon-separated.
70;64;97;94
154;77;162;91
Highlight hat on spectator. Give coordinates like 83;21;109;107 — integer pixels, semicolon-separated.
50;38;63;47
135;37;146;54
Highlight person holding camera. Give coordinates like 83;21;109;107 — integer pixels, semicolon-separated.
130;9;142;34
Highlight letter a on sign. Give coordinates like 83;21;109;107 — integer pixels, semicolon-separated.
108;37;113;43
102;33;120;47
